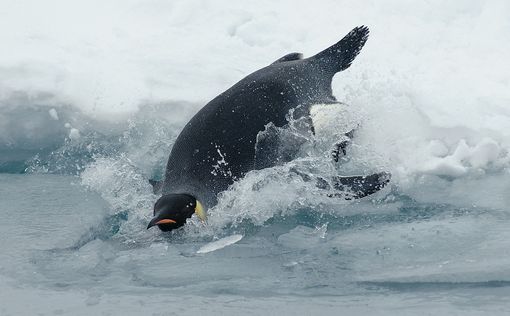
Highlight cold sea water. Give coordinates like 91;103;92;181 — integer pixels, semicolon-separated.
1;0;510;315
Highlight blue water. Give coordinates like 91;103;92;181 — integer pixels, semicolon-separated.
1;118;510;314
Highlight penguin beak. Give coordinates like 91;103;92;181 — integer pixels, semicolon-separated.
155;219;177;225
147;217;177;229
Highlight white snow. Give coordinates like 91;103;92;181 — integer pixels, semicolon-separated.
3;0;507;207
0;0;506;212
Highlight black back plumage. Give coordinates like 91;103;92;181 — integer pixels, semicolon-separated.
162;26;370;207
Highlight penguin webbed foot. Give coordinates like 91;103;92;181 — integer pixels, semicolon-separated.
312;172;390;199
325;172;391;199
332;139;350;162
331;128;356;163
290;167;391;200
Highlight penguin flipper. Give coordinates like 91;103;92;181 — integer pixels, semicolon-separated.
327;172;391;199
149;179;163;194
254;123;281;170
310;26;369;75
272;52;303;64
254;121;310;170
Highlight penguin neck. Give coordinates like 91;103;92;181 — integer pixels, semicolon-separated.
163;182;216;210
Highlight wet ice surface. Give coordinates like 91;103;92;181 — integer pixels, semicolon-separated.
2;174;510;315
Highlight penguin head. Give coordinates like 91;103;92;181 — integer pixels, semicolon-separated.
147;194;207;231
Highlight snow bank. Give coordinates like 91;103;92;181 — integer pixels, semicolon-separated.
0;0;509;209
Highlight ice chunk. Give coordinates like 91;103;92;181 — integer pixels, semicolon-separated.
69;128;80;140
469;138;500;168
427;140;448;157
451;139;471;161
421;138;502;178
196;234;243;254
48;108;59;120
422;157;468;177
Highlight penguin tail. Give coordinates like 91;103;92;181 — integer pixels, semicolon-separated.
310;26;369;75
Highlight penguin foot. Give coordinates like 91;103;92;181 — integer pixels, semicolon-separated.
327;172;391;199
331;128;356;163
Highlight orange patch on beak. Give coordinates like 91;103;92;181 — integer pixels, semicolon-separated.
155;219;177;225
